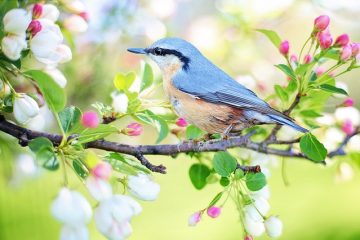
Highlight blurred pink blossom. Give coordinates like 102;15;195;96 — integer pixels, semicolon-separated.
126;123;143;136
343;98;354;107
92;161;112;180
303;54;312;64
176;117;188;127
340;45;352;61
334;34;350;47
81;111;99;128
32;3;43;19
318;32;333;49
207;206;221;218
188;211;202;226
342;119;355;135
27;20;42;36
279;40;289;56
314;15;330;31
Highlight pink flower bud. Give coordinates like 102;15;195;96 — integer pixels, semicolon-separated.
81;111;99;128
32;3;43;19
315;67;325;76
318;32;333;49
244;236;254;240
303;54;312;64
92;161;112;180
343;98;354;107
126;122;143;136
290;54;298;63
207;206;221;218
351;43;360;56
176;117;188;127
27;20;42;36
334;34;350;47
314;15;330;31
340;45;352;61
188;211;202;226
341;119;355;135
279;40;289;56
79;12;89;22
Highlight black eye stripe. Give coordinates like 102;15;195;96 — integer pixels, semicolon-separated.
146;47;191;71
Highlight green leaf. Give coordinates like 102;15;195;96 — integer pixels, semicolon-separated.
220;177;230;186
107;152;151;174
189;163;210;190
113;72;136;91
28;137;59;170
300;110;322;118
274;84;289;103
256;29;282;49
300;133;327;162
213;151;237;177
77;124;118;144
134;110;169;143
59;106;82;133
208;192;224;208
245;172;267;191
186;125;204;140
24;70;66;112
234;168;244;179
321;49;340;60
286;79;298;94
73;159;89;179
318;84;348;95
28;137;53;152
275;64;296;80
140;62;153;92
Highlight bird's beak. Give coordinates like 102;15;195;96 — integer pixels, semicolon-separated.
127;48;147;54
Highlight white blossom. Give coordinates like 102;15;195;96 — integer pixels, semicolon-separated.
51;187;92;226
244;215;265;237
3;8;31;35
335;107;360;126
61;0;86;13
94;195;141;240
127;173;160;201
252;196;270;216
13;94;40;124
112;93;128;114
264;216;283;238
85;175;112;201
40;4;60;22
64;15;88;33
30;19;65;65
60;224;89;240
1;34;27;60
44;67;68;88
250;185;270;200
243;205;263;222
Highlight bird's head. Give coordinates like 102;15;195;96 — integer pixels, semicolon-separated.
128;38;201;73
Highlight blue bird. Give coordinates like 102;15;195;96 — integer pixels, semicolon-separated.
128;38;307;135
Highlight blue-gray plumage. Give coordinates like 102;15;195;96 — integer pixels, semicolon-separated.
128;38;307;134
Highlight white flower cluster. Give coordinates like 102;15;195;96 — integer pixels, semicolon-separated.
243;186;283;238
1;3;88;124
51;188;92;240
50;167;160;240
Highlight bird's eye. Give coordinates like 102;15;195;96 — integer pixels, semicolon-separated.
154;48;163;56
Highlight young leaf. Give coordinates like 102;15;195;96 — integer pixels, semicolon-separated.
113;72;136;91
300;110;323;118
189;163;210;190
275;64;296;80
77;124;118;144
220;177;230;186
28;137;59;170
24;70;66;112
73;159;89;179
319;84;348;95
186;125;204;140
245;172;267;191
59;106;82;133
274;85;289;103
256;29;282;49
212;151;237;177
140;62;153;92
134;110;169;143
208;192;224;208
300;133;327;162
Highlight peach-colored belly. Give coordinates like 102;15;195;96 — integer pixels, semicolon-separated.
163;74;246;133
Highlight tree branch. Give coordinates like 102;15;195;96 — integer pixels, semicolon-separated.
0;115;356;174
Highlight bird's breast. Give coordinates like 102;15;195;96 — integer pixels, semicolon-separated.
162;69;247;133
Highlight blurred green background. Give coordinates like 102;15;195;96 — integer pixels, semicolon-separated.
1;0;360;239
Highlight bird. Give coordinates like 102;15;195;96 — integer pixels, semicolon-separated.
128;38;307;136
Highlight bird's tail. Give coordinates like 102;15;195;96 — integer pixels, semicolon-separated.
268;114;308;133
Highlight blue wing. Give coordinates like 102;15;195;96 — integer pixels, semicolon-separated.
172;60;308;133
